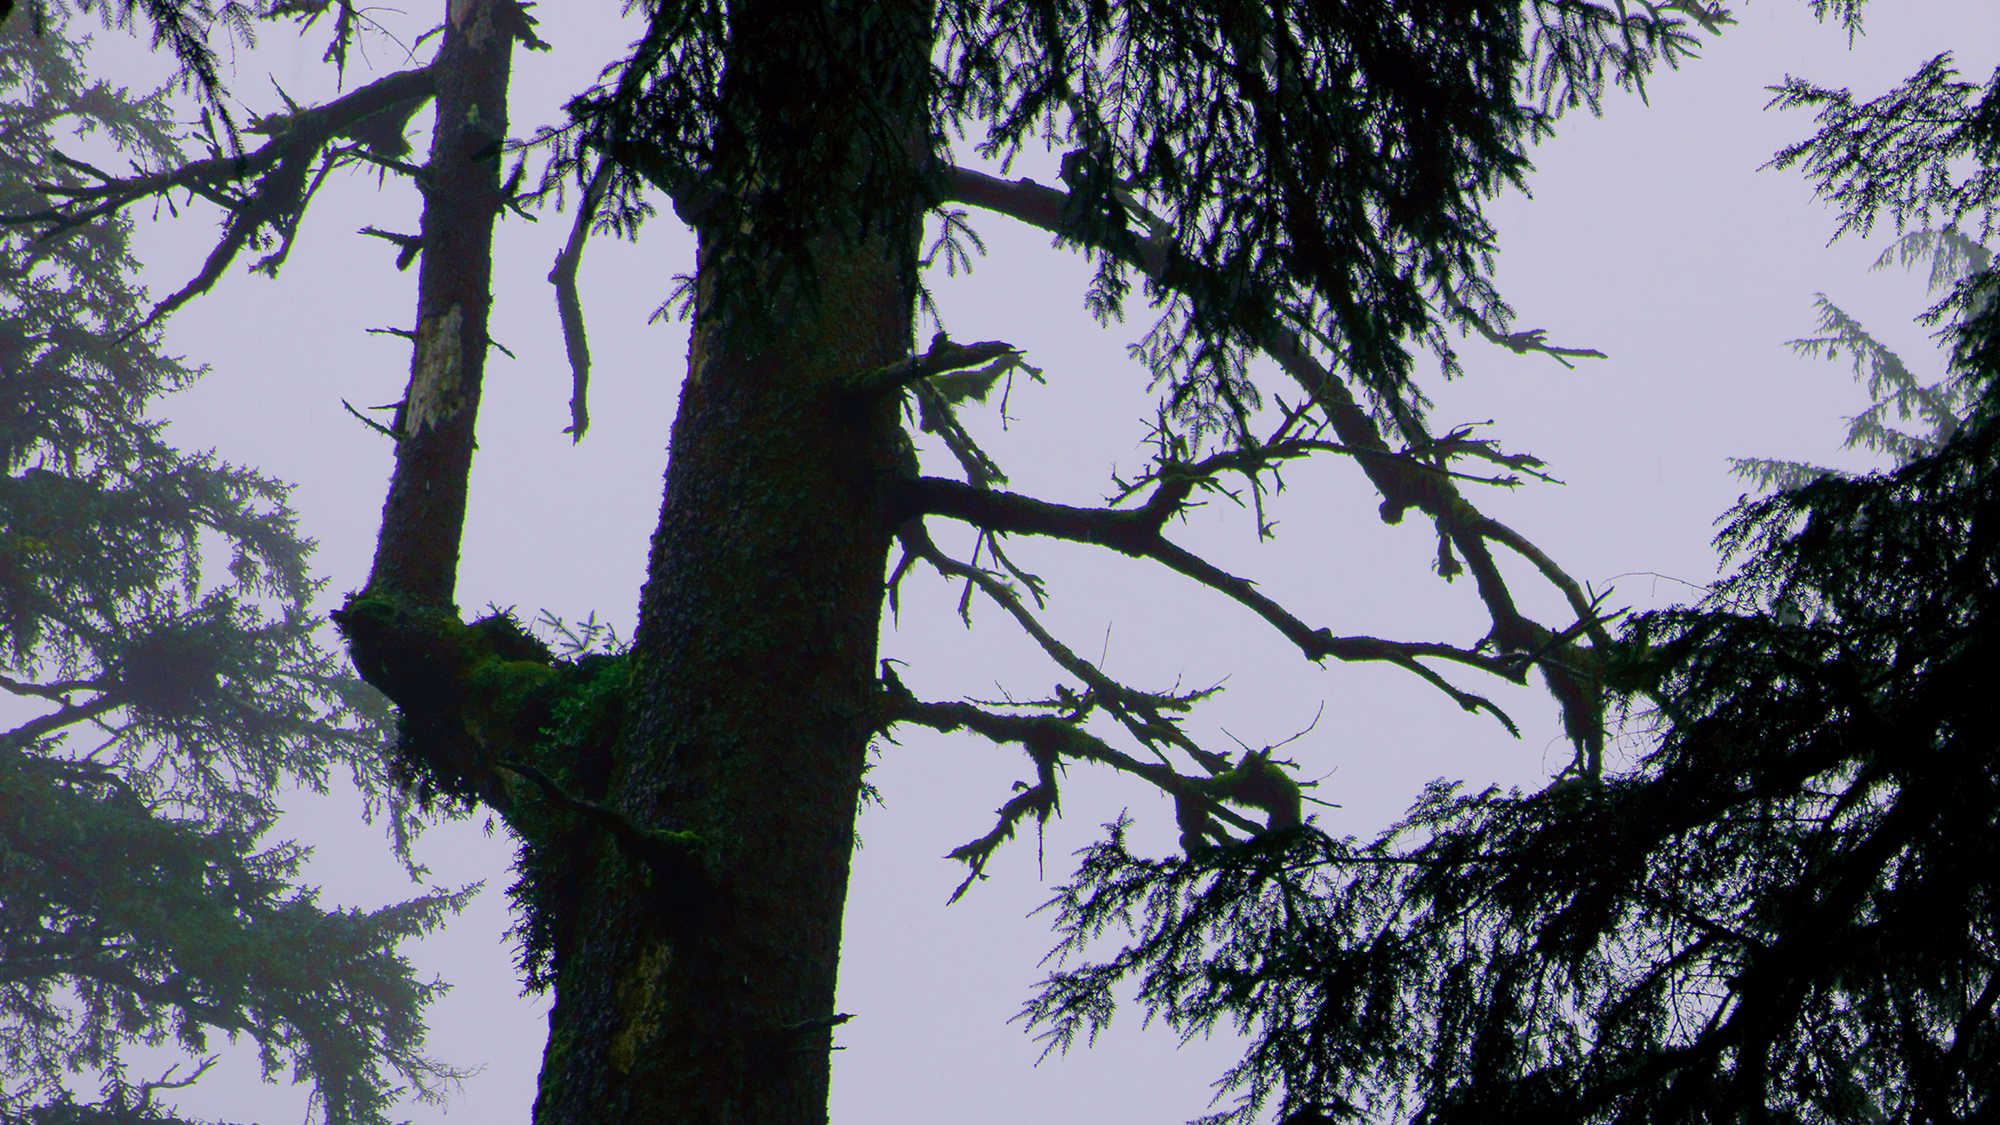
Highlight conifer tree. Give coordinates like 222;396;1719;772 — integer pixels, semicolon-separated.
1021;43;2000;1125
0;14;470;1124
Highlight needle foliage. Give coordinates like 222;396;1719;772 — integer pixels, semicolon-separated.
1021;44;2000;1125
0;15;469;1124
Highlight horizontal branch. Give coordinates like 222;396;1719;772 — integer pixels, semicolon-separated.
10;66;434;236
847;334;1020;399
7;66;436;328
495;760;712;885
881;670;1269;894
1439;277;1608;368
896;476;1530;734
0;673;99;701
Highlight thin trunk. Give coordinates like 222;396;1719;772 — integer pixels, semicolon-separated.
367;0;513;605
528;5;930;1122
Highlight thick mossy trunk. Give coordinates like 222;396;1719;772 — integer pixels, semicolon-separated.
339;3;933;1120
528;6;930;1122
529;241;910;1125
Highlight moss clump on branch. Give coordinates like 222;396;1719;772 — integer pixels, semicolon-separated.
332;589;712;992
1174;749;1307;854
332;589;565;807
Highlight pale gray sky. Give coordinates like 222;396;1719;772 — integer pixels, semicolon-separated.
66;2;1998;1121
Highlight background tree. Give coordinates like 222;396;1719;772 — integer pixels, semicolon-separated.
1016;42;2000;1124
0;13;472;1124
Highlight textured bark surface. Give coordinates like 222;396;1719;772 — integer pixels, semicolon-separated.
367;0;512;605
527;241;911;1125
527;4;931;1122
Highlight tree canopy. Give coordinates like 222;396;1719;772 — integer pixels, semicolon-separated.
1019;43;2000;1125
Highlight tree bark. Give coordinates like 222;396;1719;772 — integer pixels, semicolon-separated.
336;3;933;1120
366;0;514;605
527;4;931;1123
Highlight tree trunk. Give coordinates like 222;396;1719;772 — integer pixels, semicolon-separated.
527;5;930;1123
367;0;513;606
335;3;932;1120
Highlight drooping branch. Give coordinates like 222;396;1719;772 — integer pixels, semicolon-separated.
3;66;437;329
943;163;1610;764
548;157;611;441
897;475;1528;731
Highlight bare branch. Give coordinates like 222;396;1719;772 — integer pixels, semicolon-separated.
879;667;1265;898
1438;277;1609;368
847;333;1020;398
0;673;99;701
898;477;1535;730
549;157;612;441
2;694;123;750
4;67;437;329
896;520;1228;772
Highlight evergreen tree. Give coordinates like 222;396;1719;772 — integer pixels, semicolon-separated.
0;14;471;1124
10;2;1852;1123
1732;222;1988;491
1018;44;2000;1125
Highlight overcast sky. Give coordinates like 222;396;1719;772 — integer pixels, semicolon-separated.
59;2;2000;1122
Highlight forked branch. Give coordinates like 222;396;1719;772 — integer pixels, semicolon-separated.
898;474;1529;729
943;163;1612;766
4;67;437;329
879;665;1267;900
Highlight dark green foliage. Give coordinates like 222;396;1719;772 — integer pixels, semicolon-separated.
0;16;467;1124
1021;45;2000;1125
503;649;628;994
54;3;2000;1123
1770;51;2000;401
0;746;476;1125
331;594;561;809
1730;241;1985;492
327;593;699;997
552;0;1725;436
1031;416;2000;1117
6;0;255;145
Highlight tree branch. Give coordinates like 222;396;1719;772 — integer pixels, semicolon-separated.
4;66;437;329
2;693;122;750
0;673;98;701
879;667;1266;898
943;163;1603;748
895;519;1229;772
495;760;711;885
897;476;1530;732
846;333;1020;399
548;156;612;441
